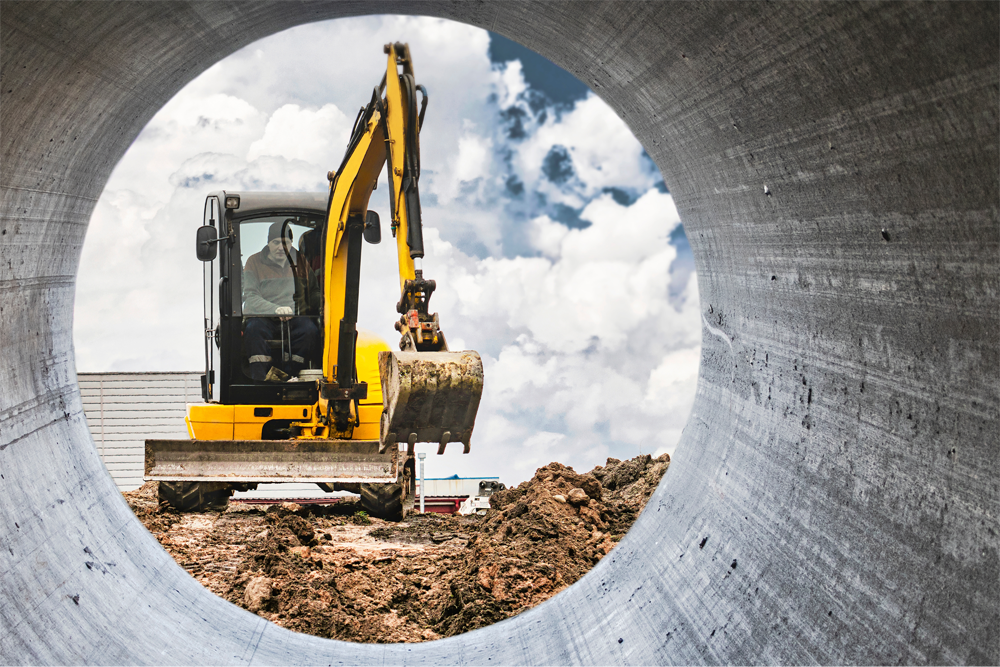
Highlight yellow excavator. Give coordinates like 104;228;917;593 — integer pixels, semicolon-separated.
144;43;483;520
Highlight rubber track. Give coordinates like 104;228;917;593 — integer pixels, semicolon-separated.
360;483;403;521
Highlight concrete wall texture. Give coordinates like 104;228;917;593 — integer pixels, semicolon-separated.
1;2;997;664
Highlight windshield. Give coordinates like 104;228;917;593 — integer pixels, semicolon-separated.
238;214;324;383
240;215;323;317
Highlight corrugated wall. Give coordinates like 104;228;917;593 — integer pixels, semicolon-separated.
78;372;200;491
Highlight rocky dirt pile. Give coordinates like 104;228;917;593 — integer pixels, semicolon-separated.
123;453;669;643
435;453;670;636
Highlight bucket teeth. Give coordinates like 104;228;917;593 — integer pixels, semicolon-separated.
379;350;484;454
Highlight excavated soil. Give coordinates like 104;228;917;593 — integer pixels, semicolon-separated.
124;453;669;643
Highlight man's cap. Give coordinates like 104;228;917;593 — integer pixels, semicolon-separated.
268;221;294;242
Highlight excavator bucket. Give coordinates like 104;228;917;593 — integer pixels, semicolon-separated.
144;439;397;483
379;350;484;454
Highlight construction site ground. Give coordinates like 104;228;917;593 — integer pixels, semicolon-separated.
124;453;670;643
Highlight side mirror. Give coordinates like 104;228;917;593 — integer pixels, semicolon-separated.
363;210;381;245
196;225;218;261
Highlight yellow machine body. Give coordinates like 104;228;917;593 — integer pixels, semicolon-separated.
186;330;390;442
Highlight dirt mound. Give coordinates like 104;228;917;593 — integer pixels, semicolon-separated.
125;453;669;643
217;503;468;643
433;454;669;637
122;480;182;534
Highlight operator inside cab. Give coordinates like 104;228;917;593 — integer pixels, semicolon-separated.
242;220;321;382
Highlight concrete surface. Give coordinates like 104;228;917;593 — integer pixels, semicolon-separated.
1;2;997;664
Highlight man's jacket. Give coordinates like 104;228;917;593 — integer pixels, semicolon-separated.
242;246;320;316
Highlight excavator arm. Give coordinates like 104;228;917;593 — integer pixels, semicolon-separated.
314;42;483;451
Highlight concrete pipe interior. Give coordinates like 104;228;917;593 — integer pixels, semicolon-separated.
1;2;997;665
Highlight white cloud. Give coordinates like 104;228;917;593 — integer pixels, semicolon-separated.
384;186;701;479
109;94;266;197
527;215;569;259
495;61;529;109
75;15;700;486
496;79;661;210
447;133;494;196
644;346;701;411
424;189;686;357
247;103;351;164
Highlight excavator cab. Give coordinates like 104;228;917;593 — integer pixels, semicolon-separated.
199;191;331;406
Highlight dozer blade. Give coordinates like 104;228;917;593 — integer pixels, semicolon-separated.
144;439;396;484
379;350;484;454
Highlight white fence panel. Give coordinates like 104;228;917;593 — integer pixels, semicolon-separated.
79;372;200;491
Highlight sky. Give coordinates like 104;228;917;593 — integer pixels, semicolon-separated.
74;15;701;486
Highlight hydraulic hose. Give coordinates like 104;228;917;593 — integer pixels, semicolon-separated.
401;72;424;259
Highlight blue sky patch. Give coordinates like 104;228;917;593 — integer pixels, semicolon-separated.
489;32;590;106
542;145;574;184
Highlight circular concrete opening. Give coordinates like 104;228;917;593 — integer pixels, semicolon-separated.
73;15;701;643
1;3;996;665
